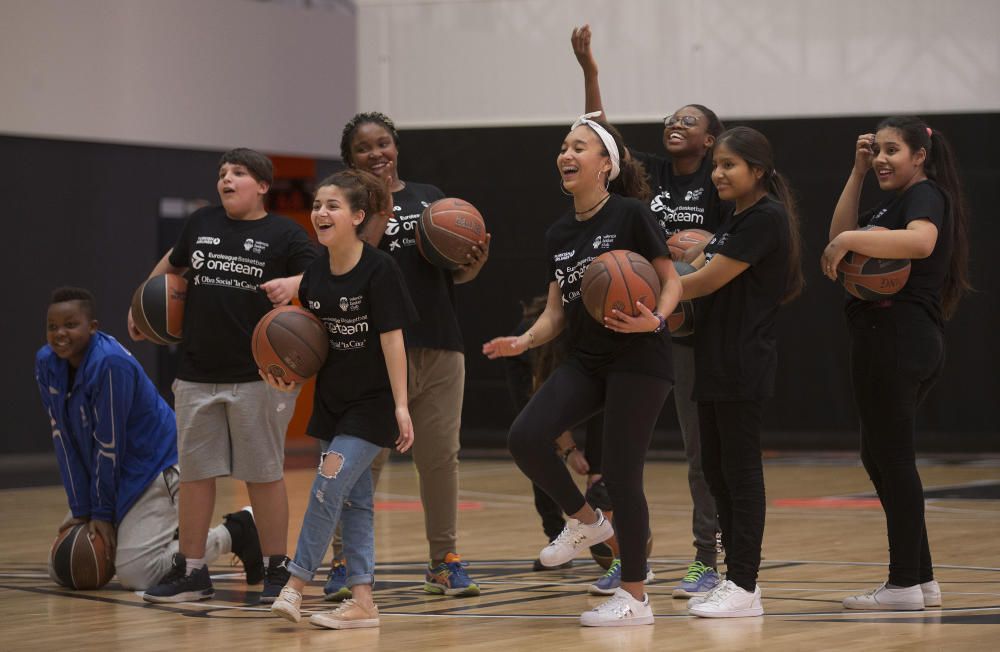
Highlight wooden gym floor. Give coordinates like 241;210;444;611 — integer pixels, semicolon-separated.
1;453;998;651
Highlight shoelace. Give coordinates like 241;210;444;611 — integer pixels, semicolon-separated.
703;581;738;605
682;561;711;583
595;594;633;618
329;598;360;615
550;520;594;549
601;560;622;579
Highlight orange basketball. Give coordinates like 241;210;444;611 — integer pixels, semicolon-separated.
130;273;187;345
251;306;329;383
666;229;713;262
415;197;486;270
836;226;912;300
580;250;661;323
49;523;115;590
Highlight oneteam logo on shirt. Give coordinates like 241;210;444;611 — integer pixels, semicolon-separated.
191;250;205;268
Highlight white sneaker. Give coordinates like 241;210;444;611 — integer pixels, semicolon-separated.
842;583;924;611
309;599;380;629
687;578;725;608
270;586;303;623
921;580;942;607
688;580;763;618
538;509;613;568
580;588;654;627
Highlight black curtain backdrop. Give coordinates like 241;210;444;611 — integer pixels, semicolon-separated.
4;113;998;455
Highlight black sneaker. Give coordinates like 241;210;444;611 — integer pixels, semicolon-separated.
223;507;265;585
142;553;214;603
259;555;291;604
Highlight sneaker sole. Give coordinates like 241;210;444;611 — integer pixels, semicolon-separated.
323;588;353;603
689;605;763;618
843;601;924;611
588;585;617;596
309;615;379;630
580;614;654;627
271;602;301;623
924;597;942;608
673;586;713;598
423;582;481;596
142;589;214;603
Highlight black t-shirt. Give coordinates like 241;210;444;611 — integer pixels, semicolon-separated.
632;150;726;237
545;194;673;380
633;150;728;347
693;196;791;401
168;206;317;382
376;182;464;352
846;180;951;326
298;244;417;447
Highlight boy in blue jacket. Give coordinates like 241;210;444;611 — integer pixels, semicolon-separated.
36;287;261;590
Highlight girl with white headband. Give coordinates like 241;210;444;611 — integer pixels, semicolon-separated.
484;115;682;627
572;24;727;602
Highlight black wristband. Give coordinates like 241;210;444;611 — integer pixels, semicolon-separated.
651;311;667;334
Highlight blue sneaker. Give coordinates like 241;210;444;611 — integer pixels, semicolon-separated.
424;553;481;596
587;558;655;596
323;559;352;602
672;560;721;598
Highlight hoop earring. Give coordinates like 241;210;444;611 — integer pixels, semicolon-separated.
598;169;611;192
560;180;573;196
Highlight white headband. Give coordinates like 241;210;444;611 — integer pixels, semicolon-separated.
570;111;620;181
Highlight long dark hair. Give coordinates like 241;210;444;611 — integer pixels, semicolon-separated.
315;169;389;232
715;126;804;304
876;116;971;319
339;111;400;167
583;118;651;202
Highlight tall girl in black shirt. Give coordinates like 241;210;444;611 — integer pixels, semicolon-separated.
485;114;682;627
680;127;803;618
822;117;970;611
572;24;725;595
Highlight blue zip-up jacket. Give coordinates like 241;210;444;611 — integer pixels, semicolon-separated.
35;332;177;524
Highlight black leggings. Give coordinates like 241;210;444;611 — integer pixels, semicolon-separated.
698;399;765;592
508;364;671;583
850;303;944;587
532;415;605;541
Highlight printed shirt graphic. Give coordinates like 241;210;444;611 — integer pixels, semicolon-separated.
34;332;177;525
299;244;417;447
168;205;317;382
694;196;790;401
545;194;672;380
376;182;464;352
632;151;726;237
848;179;951;325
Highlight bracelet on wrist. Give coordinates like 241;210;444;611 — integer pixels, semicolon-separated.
651;311;667;334
525;331;535;349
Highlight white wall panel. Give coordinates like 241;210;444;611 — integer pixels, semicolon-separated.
357;0;1000;126
0;0;356;157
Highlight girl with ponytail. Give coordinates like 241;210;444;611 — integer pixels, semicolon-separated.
678;126;804;618
484;113;682;627
264;169;419;629
822;116;970;612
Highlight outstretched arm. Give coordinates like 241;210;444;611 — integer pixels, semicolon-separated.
484;281;565;358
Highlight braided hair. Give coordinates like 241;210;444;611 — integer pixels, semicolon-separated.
340;112;400;167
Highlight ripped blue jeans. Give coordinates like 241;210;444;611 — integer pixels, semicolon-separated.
288;434;383;588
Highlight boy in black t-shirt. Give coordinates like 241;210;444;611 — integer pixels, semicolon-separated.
267;169;417;630
131;148;318;604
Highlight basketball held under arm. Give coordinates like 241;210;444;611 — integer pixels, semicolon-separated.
681;254;750;300
129;249;187;340
821;221;937;281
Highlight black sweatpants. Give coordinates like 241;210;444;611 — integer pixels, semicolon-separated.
849;302;944;587
508;364;671;583
698;399;765;592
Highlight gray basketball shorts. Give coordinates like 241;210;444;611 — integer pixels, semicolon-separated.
173;379;300;483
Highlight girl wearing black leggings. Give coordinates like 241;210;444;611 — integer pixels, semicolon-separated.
484;113;681;627
680;127;804;618
823;116;970;611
